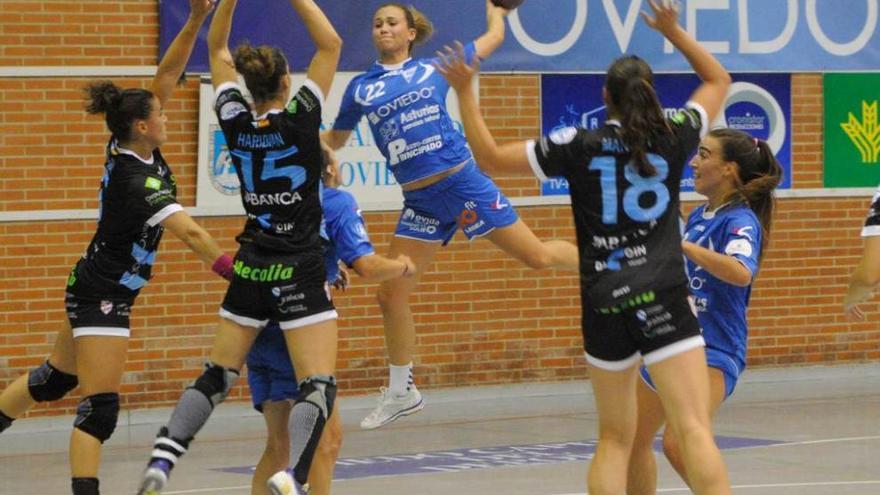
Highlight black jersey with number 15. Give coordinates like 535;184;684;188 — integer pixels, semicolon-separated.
528;104;707;307
214;80;326;253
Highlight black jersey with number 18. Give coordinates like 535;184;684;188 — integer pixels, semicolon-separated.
214;80;326;253
527;103;707;308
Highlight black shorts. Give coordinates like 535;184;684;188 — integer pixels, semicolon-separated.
64;292;134;338
582;285;704;371
220;246;336;330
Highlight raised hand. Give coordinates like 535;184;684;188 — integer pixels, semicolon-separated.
190;0;217;21
641;0;681;37
434;41;480;92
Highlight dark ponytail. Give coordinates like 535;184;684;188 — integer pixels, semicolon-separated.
710;128;783;256
84;80;154;141
233;42;289;103
605;56;670;177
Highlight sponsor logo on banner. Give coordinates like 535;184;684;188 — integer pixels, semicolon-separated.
824;73;880;187
209;126;240;195
165;2;880;73
841;101;880;164
540;73;792;196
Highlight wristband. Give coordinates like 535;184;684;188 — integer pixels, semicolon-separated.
212;254;234;281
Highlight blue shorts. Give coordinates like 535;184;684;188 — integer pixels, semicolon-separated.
246;323;298;412
395;161;519;245
639;346;742;400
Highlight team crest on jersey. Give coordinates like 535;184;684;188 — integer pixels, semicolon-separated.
732;226;754;241
219;101;248;121
144;177;162;191
100;300;113;315
549;127;577;145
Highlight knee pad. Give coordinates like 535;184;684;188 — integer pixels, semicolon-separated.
297;375;337;419
28;361;78;402
74;393;120;443
0;410;13;433
191;362;239;407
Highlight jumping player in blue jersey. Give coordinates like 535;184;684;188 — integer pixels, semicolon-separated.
844;184;880;319
0;3;231;495
438;1;733;493
247;143;416;495
135;2;341;495
626;128;782;494
322;1;580;430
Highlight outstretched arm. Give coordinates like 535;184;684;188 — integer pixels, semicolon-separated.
642;0;731;122
436;42;532;175
207;0;239;89
474;0;509;60
352;254;416;282
844;236;880;319
291;0;342;99
152;0;215;106
681;241;752;287
162;211;233;280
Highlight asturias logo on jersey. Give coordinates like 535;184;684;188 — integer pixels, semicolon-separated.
233;260;294;282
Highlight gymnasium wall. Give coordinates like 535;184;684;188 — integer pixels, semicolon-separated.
1;1;877;418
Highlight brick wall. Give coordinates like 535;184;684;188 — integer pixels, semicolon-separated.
1;4;877;418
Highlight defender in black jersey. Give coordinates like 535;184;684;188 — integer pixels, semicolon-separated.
844;184;880;319
438;1;734;493
136;2;342;495
0;3;229;495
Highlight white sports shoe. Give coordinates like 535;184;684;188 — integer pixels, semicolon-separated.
136;461;170;495
360;386;425;430
267;470;306;495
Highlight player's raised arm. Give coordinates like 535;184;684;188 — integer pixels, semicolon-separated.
206;0;239;89
290;0;342;99
474;0;510;60
152;0;215;106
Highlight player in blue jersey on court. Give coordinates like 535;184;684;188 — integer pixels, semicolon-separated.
626;128;782;494
135;1;342;495
322;1;579;430
438;1;734;493
246;143;416;495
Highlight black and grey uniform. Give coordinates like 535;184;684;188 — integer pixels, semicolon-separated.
65;140;182;338
527;102;709;370
213;80;336;329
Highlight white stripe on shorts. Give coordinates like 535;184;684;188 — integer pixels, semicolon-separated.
279;310;338;330
584;350;641;372
218;308;267;329
642;335;706;366
72;326;130;338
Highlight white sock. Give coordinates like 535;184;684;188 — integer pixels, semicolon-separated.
389;362;413;396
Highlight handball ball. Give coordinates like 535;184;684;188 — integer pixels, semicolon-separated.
491;0;525;10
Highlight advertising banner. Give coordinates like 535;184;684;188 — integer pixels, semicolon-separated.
823;73;880;188
162;0;880;73
540;73;793;196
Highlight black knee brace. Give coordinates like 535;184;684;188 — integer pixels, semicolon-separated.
191;362;239;407
28;361;78;402
291;375;337;484
0;410;13;433
74;393;120;443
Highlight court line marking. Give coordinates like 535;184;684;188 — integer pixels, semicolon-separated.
162;435;880;494
165;479;880;495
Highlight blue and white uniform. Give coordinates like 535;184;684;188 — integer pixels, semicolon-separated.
333;41;518;244
247;188;375;410
641;202;761;398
